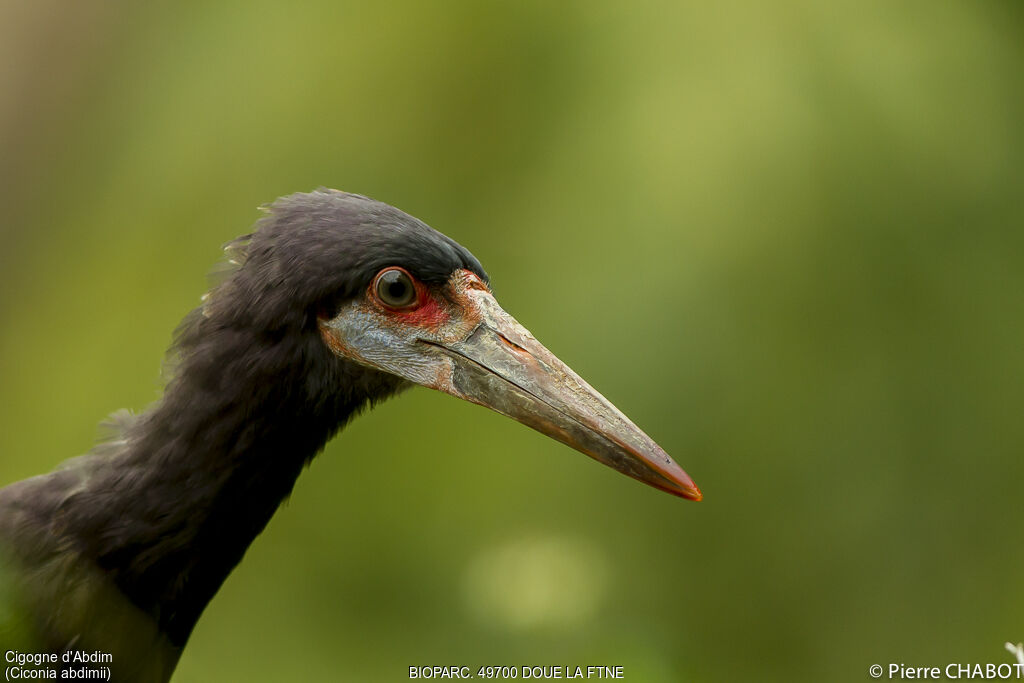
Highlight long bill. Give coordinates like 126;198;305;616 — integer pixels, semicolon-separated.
320;270;702;501
419;286;702;501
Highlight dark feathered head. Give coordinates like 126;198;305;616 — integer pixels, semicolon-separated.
187;189;701;500
202;190;487;331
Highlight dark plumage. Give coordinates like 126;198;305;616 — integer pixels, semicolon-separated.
0;189;699;681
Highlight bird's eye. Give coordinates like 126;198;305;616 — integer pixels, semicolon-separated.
373;267;418;309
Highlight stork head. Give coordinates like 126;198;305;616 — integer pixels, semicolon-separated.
234;189;701;501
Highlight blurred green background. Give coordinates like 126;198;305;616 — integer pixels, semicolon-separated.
1;0;1022;680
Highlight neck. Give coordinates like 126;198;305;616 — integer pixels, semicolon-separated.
60;309;403;646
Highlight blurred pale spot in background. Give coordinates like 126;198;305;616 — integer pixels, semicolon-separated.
463;535;608;630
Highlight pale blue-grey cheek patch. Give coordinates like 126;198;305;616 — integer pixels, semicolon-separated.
325;302;450;388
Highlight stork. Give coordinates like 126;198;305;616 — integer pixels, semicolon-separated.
0;190;700;681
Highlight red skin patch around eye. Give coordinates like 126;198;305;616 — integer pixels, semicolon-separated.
369;267;488;333
369;269;451;331
396;288;451;329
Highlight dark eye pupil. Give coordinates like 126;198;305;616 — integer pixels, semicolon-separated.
387;280;407;299
376;269;416;307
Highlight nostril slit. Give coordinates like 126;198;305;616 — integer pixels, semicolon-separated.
497;333;528;354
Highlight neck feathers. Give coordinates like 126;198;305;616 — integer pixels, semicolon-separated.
57;304;403;646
